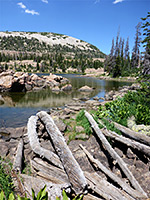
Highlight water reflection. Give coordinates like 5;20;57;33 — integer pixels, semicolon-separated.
0;74;132;127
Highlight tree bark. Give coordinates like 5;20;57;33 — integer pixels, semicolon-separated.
84;110;147;198
80;144;145;199
27;115;62;169
37;111;87;195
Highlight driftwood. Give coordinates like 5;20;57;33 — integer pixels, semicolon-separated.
102;128;150;157
27;115;63;169
85;171;135;200
37;111;87;195
12;138;24;172
20;174;70;200
84;110;147;198
80;144;145;199
107;119;150;146
31;158;69;184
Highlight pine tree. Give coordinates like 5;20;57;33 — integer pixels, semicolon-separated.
124;37;130;70
141;12;150;78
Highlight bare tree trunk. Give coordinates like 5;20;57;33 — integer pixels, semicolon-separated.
108;119;150;146
27;115;62;169
37;111;87;195
84;111;147;198
85;171;135;200
80;144;145;199
13;138;23;173
102;128;150;157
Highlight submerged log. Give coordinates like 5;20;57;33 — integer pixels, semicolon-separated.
85;171;135;200
102;128;150;157
80;144;145;199
37;111;87;195
108;120;150;146
84;111;147;198
12;138;23;173
27;115;62;169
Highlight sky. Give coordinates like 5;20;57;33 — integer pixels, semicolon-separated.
0;0;149;55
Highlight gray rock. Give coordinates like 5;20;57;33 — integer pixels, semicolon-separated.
61;84;72;91
78;85;93;92
75;133;89;140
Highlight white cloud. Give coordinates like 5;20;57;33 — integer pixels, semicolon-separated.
25;9;39;15
113;0;124;4
41;0;48;3
17;2;39;15
17;2;26;9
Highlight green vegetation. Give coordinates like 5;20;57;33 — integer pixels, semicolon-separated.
0;157;14;199
96;82;150;127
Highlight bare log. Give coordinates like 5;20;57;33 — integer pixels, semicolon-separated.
102;128;150;157
31;158;69;184
37;111;87;195
108;119;150;146
13;138;23;173
27;115;62;169
85;171;135;200
80;144;145;199
20;174;70;200
84;110;147;198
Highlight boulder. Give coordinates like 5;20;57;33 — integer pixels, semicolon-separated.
61;84;72;91
78;86;93;92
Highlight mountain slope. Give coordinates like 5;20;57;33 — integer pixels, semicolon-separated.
0;31;105;58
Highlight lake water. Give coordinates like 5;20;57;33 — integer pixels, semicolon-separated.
0;74;132;128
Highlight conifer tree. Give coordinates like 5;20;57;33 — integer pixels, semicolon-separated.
141;12;150;78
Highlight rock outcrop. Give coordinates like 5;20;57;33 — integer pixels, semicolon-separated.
0;70;71;92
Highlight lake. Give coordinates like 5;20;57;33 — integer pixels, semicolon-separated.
0;74;132;128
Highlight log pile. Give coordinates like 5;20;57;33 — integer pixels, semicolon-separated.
11;110;150;200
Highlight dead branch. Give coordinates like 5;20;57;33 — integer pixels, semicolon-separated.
37;111;87;195
12;138;23;173
107;119;150;146
80;144;145;199
102;128;150;157
84;110;147;198
27;115;62;169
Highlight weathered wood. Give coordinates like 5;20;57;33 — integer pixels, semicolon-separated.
37;111;87;195
12;138;23;173
80;144;145;199
108;119;150;146
84;110;147;198
20;174;70;200
31;158;69;184
27;115;62;169
85;171;135;200
102;128;150;157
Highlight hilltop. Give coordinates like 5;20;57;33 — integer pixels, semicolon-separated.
0;31;105;73
0;31;105;58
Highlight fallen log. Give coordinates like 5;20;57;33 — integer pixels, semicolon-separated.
85;171;135;200
102;128;150;157
12;138;23;173
20;174;70;200
31;158;69;184
107;119;150;146
27;115;62;169
84;110;147;198
80;144;145;199
37;111;87;195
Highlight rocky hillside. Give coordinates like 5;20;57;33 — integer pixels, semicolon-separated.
0;31;105;58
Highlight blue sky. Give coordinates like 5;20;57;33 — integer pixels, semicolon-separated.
0;0;149;54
